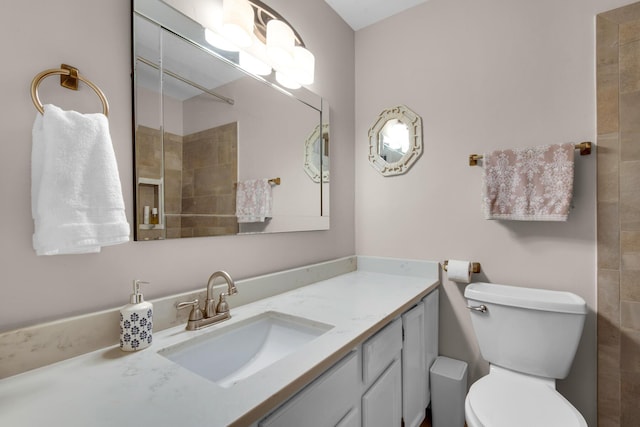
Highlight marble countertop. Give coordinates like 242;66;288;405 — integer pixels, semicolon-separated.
0;257;438;426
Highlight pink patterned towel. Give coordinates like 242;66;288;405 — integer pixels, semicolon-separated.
482;143;575;221
236;179;273;223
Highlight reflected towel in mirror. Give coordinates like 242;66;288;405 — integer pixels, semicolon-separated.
31;104;130;255
236;179;273;223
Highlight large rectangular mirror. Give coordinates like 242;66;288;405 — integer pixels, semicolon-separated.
133;0;329;240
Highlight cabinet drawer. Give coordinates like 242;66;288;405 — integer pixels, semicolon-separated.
260;351;359;427
362;318;402;385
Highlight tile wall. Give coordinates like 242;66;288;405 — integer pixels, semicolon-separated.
135;122;238;240
180;122;238;237
597;2;640;425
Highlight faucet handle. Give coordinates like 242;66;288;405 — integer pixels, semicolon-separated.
216;293;230;314
177;299;203;321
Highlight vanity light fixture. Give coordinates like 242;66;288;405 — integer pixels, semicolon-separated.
204;0;315;89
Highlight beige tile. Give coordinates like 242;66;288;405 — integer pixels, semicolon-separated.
621;300;640;331
621;270;640;301
597;133;620;202
601;3;640;25
180;227;194;238
597;15;619;67
217;194;236;215
135;128;163;177
599;310;621;348
597;15;619;134
622;230;640;270
163;133;183;172
620;328;640;372
620;19;640;45
182;196;217;214
598;370;620;427
597;65;620;135
194;166;218;197
183;138;217;170
621;188;640;231
599;269;621;323
620;92;640;134
598;202;620;269
620;160;640;194
621;371;640;425
599;338;620;375
621;129;640;160
620;40;640;94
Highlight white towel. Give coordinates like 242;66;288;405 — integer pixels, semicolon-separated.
235;179;273;223
31;104;130;255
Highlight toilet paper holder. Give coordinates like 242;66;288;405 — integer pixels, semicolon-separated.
442;260;481;274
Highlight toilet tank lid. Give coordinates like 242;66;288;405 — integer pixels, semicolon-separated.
464;282;587;314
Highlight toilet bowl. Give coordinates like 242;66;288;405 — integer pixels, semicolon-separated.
464;282;588;427
465;366;586;427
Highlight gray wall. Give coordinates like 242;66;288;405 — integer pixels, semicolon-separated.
0;0;355;330
354;0;634;425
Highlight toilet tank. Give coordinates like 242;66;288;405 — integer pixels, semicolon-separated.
464;282;587;380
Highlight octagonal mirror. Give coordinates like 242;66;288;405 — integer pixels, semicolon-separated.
368;105;423;176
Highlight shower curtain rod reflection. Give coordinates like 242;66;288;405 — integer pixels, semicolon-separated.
136;56;235;105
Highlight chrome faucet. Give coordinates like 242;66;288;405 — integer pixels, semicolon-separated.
177;271;238;331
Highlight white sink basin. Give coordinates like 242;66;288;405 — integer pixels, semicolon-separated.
159;311;333;388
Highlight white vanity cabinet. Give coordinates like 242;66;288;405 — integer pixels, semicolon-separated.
259;351;360;427
259;288;439;427
362;318;403;427
402;302;427;427
362;358;402;427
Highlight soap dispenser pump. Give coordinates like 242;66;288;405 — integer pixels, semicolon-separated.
120;280;153;352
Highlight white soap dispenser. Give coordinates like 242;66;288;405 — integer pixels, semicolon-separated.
120;280;153;352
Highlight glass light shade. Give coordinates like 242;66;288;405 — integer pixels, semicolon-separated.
291;46;315;85
276;71;301;89
204;28;239;52
222;0;254;48
267;20;295;69
240;50;272;76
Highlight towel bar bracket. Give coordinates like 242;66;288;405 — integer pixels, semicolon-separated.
60;64;79;90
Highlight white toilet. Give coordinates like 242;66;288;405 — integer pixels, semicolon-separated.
463;282;588;427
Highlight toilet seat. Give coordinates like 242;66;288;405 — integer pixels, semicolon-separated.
465;371;587;427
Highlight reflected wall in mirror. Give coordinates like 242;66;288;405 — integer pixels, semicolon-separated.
133;0;329;240
368;105;423;177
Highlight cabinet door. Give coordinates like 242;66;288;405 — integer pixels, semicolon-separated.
336;407;361;427
402;302;427;427
362;358;402;427
260;351;359;427
423;289;439;405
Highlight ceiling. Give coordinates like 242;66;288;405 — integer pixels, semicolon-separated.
323;0;429;31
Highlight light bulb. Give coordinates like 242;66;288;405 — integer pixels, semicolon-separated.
291;46;315;85
204;28;239;52
276;71;301;89
240;50;272;76
222;0;254;48
267;20;295;69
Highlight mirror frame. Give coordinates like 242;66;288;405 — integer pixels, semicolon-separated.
367;105;423;176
